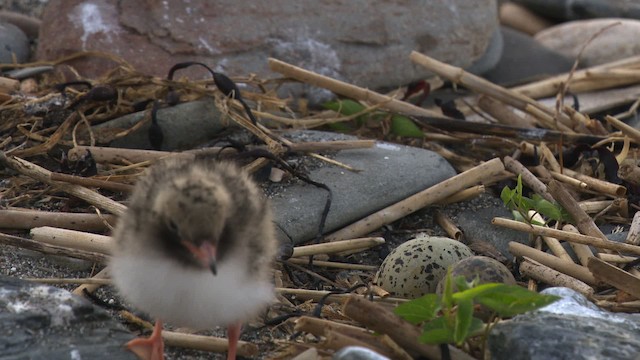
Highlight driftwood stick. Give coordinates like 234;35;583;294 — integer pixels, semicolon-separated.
342;295;474;360
519;257;594;297
0;231;107;263
0;152;126;216
588;257;640;300
508;242;599;286
268;58;443;117
25;277;112;285
0;209;116;231
597;253;638;263
30;226;112;255
547;180;608;241
292;237;385;257
49;172;134;193
503;156;554;202
326;157;506;241
494;217;640;255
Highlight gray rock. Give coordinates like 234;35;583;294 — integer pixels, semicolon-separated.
514;0;640;21
95;100;225;150
455;193;530;259
37;0;498;98
0;21;29;63
482;26;574;85
269;131;456;245
489;287;640;360
333;346;390;360
0;275;136;360
535;18;640;67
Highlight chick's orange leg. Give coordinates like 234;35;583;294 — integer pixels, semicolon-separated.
227;322;242;360
126;319;165;360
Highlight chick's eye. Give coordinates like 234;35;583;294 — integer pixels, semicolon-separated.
167;220;178;233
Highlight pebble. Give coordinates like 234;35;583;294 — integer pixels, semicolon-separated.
0;21;29;63
535;18;640;67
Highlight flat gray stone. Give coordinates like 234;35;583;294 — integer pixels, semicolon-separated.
0;21;29;63
0;275;136;360
269;131;456;245
95;100;225;150
489;287;640;360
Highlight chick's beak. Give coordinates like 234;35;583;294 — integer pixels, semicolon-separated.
181;240;218;275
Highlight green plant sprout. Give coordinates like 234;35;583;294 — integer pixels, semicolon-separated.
323;99;424;138
394;270;560;347
500;174;571;225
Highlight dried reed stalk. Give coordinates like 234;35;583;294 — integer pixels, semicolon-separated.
291;237;385;257
519;257;594;297
49;172;134;192
597;253;637;263
276;288;405;305
326;157;506;241
562;224;595;266
409;51;573;128
503;156;554;202
477;95;536;128
605;115;640;144
627;211;640;245
72;267;109;295
558;168;626;197
434;210;462;240
436;185;485;205
512;55;640;99
508;241;598;285
268;58;443;118
528;212;572;262
494;217;640;255
285;258;377;271
0;231;107;263
0;209;116;231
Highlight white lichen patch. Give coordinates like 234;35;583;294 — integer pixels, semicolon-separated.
376;142;400;151
68;1;121;50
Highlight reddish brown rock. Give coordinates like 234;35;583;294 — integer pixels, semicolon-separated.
37;0;498;95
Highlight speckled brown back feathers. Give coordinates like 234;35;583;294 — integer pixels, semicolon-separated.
111;158;277;279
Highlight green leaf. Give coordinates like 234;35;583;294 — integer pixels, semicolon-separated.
454;275;473;292
468;317;486;337
419;317;455;344
476;284;560;317
500;186;515;207
390;115;424;138
323;99;366;116
394;294;442;325
454;299;473;345
452;283;501;302
442;269;454;309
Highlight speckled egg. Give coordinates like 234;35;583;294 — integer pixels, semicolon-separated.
436;256;516;294
375;235;473;299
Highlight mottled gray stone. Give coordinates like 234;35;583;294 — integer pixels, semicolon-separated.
269;131;456;245
489;287;640;360
0;275;136;360
0;21;29;63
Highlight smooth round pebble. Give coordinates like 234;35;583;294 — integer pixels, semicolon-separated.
376;235;473;299
436;255;516;294
0;21;29;63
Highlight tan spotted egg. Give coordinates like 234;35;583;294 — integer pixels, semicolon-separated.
375;235;473;299
435;256;516;294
